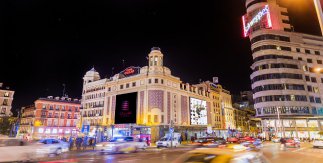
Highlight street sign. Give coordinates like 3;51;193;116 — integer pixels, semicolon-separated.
169;127;174;133
82;125;90;133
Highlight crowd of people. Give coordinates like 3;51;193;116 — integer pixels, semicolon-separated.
59;136;97;150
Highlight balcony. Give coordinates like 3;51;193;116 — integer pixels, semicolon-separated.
41;115;46;118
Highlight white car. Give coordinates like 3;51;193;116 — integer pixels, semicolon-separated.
313;139;323;148
0;138;46;162
95;136;147;154
156;137;179;148
34;138;69;155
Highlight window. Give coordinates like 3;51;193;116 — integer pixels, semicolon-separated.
315;97;322;103
298;57;302;61
132;82;136;87
126;83;129;88
148;115;151;123
307;59;313;63
311;77;317;83
154;115;158;123
4;92;9;97
108;87;111;91
282;19;290;24
321;78;323;83
155;79;158;83
296;48;301;53
314;87;319;93
318;60;322;64
148;79;151;84
305;49;311;54
309;96;315;103
315;51;320;55
161;79;164;84
161;115;164;123
307;85;312;92
120;85;123;89
305;76;310;81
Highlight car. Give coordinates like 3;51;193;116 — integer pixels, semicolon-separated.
192;137;226;148
227;137;239;143
238;136;255;143
272;137;280;143
34;138;70;155
156;137;179;148
313;139;323;148
95;136;147;154
285;138;300;148
0;138;46;162
172;146;269;163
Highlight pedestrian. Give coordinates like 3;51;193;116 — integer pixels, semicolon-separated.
89;138;93;150
69;137;74;151
280;137;286;151
83;136;88;150
179;135;183;144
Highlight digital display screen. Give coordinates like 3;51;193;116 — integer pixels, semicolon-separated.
190;97;207;125
115;92;137;124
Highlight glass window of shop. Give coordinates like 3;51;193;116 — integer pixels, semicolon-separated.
295;120;307;127
308;120;318;127
283;120;294;127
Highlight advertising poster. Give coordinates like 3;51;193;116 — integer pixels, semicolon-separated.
115;92;137;124
190;97;207;125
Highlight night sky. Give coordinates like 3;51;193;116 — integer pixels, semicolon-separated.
1;0;320;114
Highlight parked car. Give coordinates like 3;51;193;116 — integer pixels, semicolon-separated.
0;138;46;162
95;136;147;154
313;139;323;148
34;138;69;155
157;137;180;148
172;147;269;163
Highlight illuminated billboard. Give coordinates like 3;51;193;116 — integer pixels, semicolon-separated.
242;5;272;37
190;97;207;125
115;92;137;124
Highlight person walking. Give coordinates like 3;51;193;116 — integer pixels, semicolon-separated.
83;136;88;150
280;137;286;151
68;137;74;151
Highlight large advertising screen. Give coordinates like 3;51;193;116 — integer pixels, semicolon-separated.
190;97;207;125
115;92;137;124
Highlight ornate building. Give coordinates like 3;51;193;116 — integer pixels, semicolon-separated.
81;47;236;142
0;83;14;117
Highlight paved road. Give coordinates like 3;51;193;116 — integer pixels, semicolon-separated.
37;142;323;163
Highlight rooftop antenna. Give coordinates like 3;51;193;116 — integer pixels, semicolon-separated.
62;83;66;97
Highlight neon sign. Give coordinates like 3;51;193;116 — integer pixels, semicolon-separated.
119;66;140;79
242;5;272;37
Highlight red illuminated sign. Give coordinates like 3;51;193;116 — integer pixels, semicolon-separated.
242;5;272;37
119;66;140;79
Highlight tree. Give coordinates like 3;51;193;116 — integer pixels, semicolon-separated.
0;117;17;136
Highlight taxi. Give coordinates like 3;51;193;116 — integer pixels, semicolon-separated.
172;145;268;163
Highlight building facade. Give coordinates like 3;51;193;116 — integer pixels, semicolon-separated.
243;0;323;139
81;47;236;142
0;83;14;117
19;105;36;138
20;96;81;139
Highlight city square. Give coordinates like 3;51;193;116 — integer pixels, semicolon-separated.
2;0;323;162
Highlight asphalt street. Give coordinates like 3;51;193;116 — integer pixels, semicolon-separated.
36;142;323;163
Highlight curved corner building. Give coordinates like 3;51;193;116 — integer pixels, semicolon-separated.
243;0;323;139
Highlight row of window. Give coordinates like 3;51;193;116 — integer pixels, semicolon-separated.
254;95;307;103
309;96;322;103
251;34;290;44
83;101;104;109
252;45;291;53
252;84;305;93
296;48;321;55
44;105;79;112
257;106;310;115
251;73;303;83
84;92;105;100
253;54;293;62
307;85;320;93
254;63;298;71
85;86;105;93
